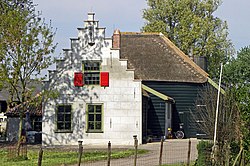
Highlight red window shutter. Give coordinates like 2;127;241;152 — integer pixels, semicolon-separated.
100;72;109;87
74;72;84;87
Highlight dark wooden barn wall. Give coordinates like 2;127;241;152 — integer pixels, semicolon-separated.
143;81;205;138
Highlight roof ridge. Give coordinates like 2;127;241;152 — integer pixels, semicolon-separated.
159;34;209;78
121;32;160;35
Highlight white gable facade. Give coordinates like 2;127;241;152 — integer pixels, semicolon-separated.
42;13;142;146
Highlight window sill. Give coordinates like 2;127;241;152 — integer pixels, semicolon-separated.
84;84;100;86
86;130;103;133
55;130;73;133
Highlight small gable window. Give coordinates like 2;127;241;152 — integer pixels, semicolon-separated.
82;61;100;85
56;105;72;132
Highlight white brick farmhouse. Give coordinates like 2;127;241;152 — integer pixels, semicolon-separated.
42;13;142;145
42;13;219;146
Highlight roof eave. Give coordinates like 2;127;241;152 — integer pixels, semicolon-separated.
142;84;175;103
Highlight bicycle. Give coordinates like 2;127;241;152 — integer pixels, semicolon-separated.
175;124;185;139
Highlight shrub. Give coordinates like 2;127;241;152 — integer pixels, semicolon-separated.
195;141;213;166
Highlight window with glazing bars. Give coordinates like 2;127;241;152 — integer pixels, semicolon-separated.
87;104;102;132
31;117;42;132
56;105;72;132
83;62;100;85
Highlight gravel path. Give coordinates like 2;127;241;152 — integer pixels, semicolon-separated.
70;139;198;166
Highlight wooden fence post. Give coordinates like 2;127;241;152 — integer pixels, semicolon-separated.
38;147;43;166
159;138;164;166
133;135;138;166
78;140;83;166
107;141;111;166
187;139;191;166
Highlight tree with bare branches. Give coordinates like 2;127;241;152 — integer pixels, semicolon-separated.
194;86;241;165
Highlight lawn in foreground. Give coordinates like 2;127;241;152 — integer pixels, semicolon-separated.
161;161;195;166
0;148;148;166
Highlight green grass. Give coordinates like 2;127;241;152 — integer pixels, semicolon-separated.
161;161;195;166
0;148;148;166
161;164;186;166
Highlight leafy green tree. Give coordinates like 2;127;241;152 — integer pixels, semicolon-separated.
142;0;234;78
224;46;250;164
0;0;56;155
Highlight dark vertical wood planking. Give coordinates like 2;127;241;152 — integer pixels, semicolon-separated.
143;81;205;138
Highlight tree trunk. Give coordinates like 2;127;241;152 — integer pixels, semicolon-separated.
232;140;243;166
16;113;24;156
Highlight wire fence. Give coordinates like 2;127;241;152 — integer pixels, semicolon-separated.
62;138;198;166
7;142;27;160
4;138;198;166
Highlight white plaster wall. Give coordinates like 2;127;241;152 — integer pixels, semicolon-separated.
42;15;142;146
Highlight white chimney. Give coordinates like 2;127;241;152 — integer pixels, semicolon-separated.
87;13;95;21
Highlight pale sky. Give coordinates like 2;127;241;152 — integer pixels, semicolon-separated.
33;0;250;57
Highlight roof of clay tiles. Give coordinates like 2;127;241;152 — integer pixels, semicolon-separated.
5;93;42;117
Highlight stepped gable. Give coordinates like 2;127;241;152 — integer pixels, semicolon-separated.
51;12;106;75
120;32;208;83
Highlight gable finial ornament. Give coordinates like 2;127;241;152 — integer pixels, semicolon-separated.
87;12;95;46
